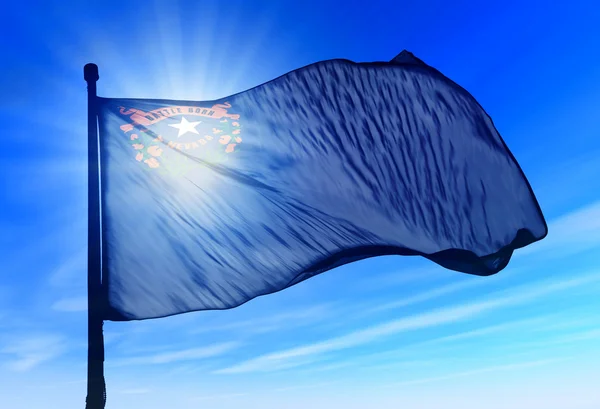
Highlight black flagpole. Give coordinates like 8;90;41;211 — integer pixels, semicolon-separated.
84;63;106;409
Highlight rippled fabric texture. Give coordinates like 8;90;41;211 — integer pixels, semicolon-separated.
96;51;547;321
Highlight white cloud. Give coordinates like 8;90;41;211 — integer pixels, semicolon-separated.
534;316;600;332
389;358;562;387
302;361;356;373
272;381;341;392
52;296;87;312
531;150;600;214
505;328;600;351
120;388;151;395
354;266;447;291
103;331;124;345
214;272;600;374
354;359;437;373
299;315;555;373
48;248;87;288
109;342;239;367
516;200;600;258
189;392;249;402
365;278;490;314
191;303;336;335
1;334;66;372
421;315;553;345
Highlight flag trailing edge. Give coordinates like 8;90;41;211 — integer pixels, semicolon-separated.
93;50;548;321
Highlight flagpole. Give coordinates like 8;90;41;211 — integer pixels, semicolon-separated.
84;63;106;409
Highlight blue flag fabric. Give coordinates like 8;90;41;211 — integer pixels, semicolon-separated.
96;51;547;321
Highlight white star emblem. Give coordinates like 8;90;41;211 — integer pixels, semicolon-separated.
168;117;201;138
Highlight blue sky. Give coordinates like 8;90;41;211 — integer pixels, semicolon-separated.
1;1;600;408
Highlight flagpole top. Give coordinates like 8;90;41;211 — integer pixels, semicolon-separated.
84;63;99;83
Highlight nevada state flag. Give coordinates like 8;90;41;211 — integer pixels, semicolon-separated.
96;50;547;321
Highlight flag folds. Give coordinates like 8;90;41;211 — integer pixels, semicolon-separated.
96;51;547;321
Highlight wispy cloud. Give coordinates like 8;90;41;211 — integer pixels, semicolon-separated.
503;328;600;351
365;278;489;314
350;359;437;374
516;200;600;259
354;266;448;291
272;380;341;392
103;331;125;345
192;303;336;335
532;316;600;332
420;315;554;346
51;296;87;312
161;363;207;378
214;273;600;374
303;361;356;373
388;358;562;387
188;381;340;403
40;379;87;390
231;356;323;374
531;150;600;214
298;316;553;374
48;248;87;288
0;334;66;372
119;388;151;395
189;392;250;402
109;342;239;367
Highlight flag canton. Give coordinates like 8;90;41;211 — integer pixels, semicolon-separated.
117;103;242;175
